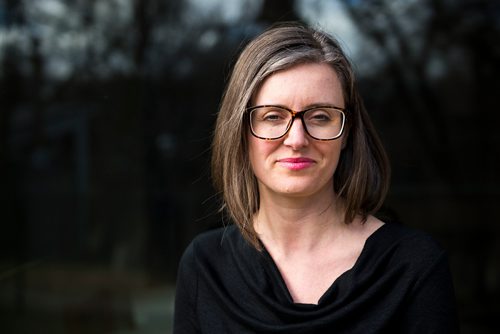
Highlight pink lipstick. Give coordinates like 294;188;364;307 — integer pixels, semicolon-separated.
277;157;315;171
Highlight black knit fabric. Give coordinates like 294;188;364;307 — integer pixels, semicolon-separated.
173;222;459;333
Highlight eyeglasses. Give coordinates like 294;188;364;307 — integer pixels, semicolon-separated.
247;105;346;141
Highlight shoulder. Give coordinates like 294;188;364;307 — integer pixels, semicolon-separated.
354;221;453;301
179;224;242;266
374;223;459;331
379;222;444;253
190;224;239;251
370;222;448;274
175;227;240;332
177;224;261;301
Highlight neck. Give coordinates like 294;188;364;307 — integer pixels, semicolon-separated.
254;188;346;256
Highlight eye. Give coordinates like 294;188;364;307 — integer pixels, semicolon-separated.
262;112;285;121
306;109;333;123
255;107;289;123
312;113;331;121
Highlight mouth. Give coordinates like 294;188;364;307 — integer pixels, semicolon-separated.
277;157;315;171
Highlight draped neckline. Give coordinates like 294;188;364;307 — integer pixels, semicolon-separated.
254;222;390;306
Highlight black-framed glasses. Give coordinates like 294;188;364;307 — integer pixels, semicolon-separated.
247;105;346;141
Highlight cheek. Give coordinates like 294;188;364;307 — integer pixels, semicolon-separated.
340;130;349;150
248;136;278;172
321;142;344;171
248;136;263;173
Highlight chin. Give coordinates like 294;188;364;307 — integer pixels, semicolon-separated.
279;184;321;196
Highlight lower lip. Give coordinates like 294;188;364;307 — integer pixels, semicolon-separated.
278;160;314;171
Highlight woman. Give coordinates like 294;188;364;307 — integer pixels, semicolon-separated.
174;23;459;333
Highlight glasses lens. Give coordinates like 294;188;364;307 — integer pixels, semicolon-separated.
249;106;344;140
303;108;344;140
250;106;291;139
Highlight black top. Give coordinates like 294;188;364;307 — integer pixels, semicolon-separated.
173;222;459;333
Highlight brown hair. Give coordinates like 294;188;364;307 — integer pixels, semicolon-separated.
211;22;390;249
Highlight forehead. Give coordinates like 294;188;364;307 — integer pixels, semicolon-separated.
252;62;344;107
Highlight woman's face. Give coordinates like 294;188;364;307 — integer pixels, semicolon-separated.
248;62;346;200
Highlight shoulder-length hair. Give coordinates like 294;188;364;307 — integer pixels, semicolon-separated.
211;22;390;249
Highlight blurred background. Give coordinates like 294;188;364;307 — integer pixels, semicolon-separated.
0;0;499;333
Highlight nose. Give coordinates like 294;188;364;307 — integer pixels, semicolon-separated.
283;118;309;149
